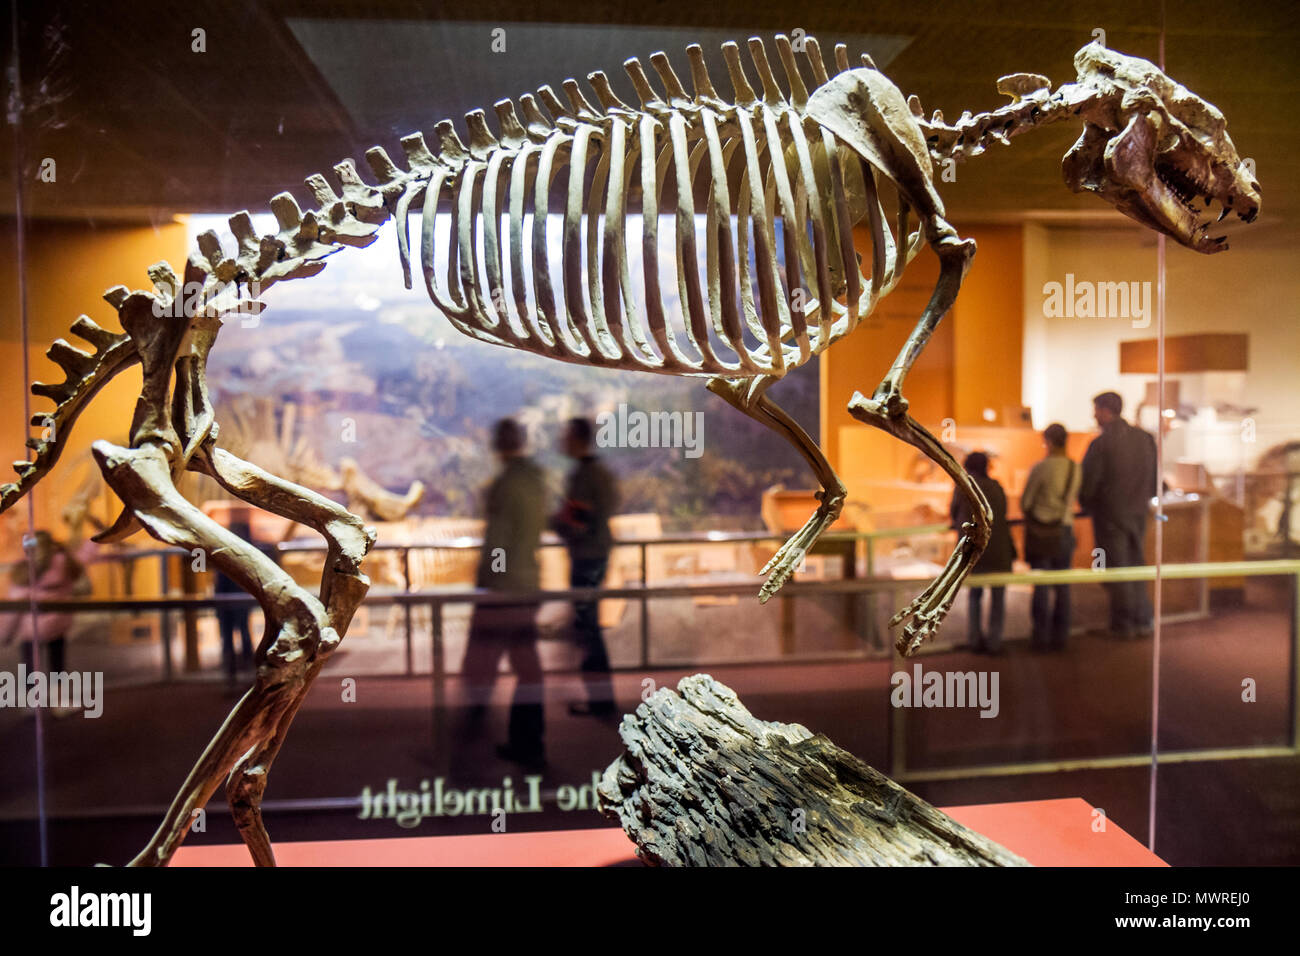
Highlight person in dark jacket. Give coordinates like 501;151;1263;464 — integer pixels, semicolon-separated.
214;519;257;690
551;417;620;717
951;452;1016;654
1078;391;1158;639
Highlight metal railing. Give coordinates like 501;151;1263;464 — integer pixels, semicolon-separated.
888;558;1300;782
2;525;951;590
274;524;954;586
3;556;1296;788
2;525;949;673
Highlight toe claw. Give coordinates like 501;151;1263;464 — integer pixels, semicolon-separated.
891;588;958;655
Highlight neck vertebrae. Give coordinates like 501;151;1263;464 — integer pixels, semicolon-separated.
915;73;1100;167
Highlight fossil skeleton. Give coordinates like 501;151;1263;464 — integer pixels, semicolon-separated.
0;36;1258;865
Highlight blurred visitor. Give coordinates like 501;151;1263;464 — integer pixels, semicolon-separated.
1079;391;1158;639
552;417;620;718
1021;423;1081;651
951;452;1015;655
214;519;257;690
462;418;548;769
0;530;90;674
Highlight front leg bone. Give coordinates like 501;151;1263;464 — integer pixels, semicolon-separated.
847;395;991;655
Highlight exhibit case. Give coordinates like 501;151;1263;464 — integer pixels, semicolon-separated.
0;0;1296;869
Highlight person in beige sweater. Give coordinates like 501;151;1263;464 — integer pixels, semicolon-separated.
1021;424;1081;650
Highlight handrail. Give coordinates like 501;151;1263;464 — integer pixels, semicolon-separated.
3;558;1297;613
6;523;952;564
966;558;1300;586
1;496;1273;570
2;558;1293;810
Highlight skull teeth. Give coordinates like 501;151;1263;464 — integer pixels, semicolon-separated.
1156;164;1211;213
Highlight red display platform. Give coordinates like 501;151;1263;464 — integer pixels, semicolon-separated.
171;797;1165;867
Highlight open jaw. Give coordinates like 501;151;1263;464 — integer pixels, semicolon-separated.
1064;118;1262;256
1152;156;1259;253
1062;41;1262;254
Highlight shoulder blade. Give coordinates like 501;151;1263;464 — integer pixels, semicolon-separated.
806;67;945;220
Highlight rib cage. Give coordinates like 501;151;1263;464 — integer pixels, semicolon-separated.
403;35;926;378
1;34;927;510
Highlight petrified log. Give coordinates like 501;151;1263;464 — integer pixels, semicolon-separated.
597;674;1029;866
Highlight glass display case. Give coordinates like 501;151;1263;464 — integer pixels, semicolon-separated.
1;0;1295;870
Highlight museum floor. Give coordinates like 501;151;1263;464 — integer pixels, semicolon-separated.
2;580;1296;867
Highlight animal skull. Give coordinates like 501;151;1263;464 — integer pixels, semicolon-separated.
1062;41;1261;253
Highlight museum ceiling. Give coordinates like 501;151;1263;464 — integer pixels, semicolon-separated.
1;0;1295;234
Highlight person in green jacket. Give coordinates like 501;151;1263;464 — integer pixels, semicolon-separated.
462;418;549;769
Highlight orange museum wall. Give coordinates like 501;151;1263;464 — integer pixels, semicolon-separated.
822;223;1025;510
0;218;188;550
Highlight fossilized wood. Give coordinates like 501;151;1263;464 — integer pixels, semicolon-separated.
598;675;1029;866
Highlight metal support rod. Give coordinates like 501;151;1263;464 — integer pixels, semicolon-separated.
403;546;413;676
639;588;650;670
888;584;906;780
158;555;169;672
1292;572;1300;749
159;556;174;679
431;598;446;758
865;535;879;647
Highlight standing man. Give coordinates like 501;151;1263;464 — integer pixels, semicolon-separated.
552;417;620;717
462;418;549;769
1021;423;1081;651
1078;391;1158;639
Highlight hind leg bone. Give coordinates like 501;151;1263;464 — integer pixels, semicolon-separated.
708;375;847;602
